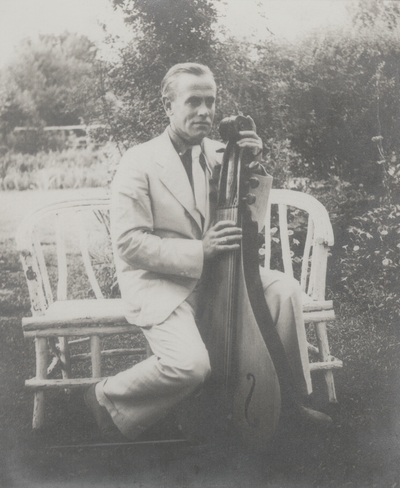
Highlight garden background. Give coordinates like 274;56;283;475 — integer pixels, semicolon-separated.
1;0;400;486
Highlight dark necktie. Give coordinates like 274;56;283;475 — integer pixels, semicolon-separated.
180;149;194;189
180;147;207;227
180;149;207;190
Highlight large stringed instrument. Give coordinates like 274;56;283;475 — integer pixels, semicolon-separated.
178;115;298;449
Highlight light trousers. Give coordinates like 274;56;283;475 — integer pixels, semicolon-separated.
96;269;312;440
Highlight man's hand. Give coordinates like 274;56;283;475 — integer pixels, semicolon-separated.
236;130;262;157
202;220;242;260
236;116;262;158
235;116;266;175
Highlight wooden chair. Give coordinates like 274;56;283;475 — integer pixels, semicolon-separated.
16;190;341;430
16;197;140;430
264;189;342;403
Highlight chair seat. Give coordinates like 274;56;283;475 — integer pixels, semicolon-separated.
22;295;335;333
22;299;141;337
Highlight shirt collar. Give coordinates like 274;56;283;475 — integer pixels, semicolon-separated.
167;125;211;174
167;126;194;156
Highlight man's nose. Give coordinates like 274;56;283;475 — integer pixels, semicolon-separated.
198;102;209;116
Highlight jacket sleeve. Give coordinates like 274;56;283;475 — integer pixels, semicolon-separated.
110;150;204;280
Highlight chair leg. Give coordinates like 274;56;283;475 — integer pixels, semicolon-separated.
32;337;48;429
58;337;71;379
91;335;102;378
314;321;338;403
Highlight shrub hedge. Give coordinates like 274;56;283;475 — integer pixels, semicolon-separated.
0;143;120;191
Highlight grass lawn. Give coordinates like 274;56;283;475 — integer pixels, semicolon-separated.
1;189;400;487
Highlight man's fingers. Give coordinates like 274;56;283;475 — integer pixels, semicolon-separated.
236;133;263;156
217;242;240;251
237;137;262;146
215;235;241;251
217;234;241;245
203;220;244;260
216;227;242;237
245;115;257;131
211;220;239;231
238;130;258;138
237;137;260;143
213;229;242;244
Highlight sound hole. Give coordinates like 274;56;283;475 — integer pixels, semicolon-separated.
245;373;260;427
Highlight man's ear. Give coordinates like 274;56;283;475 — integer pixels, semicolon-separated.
162;96;173;116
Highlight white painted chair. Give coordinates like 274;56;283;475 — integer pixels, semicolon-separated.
16;191;341;430
16;197;142;430
264;189;342;403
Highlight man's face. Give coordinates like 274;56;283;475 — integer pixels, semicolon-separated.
163;73;216;145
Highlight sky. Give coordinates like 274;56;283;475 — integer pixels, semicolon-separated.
0;0;351;67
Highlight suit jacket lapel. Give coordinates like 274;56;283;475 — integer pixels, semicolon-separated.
156;130;203;231
202;137;224;231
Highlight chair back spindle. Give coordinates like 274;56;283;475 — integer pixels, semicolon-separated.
277;203;294;277
263;201;272;271
301;216;314;293
263;189;334;299
78;210;104;299
56;213;68;301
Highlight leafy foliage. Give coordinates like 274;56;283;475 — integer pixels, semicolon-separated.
0;33;101;138
339;204;400;320
100;0;224;146
251;28;400;190
0;143;118;190
97;0;400;196
311;147;400;320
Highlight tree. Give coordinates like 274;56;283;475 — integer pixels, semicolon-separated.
101;0;256;146
0;32;100;137
101;0;400;194
246;3;400;193
351;0;400;31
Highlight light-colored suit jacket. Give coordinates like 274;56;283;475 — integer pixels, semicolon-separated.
111;128;224;326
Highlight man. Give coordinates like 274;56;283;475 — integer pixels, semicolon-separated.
85;63;331;442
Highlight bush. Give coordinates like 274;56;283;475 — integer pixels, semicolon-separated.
8;129;89;154
326;140;400;318
0;143;120;191
295;156;400;322
262;138;299;189
338;204;400;321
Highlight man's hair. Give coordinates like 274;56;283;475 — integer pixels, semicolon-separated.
161;63;215;100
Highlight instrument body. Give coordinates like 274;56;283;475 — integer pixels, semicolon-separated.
177;116;295;449
205;115;281;448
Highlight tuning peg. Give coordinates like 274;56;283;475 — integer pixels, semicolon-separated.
249;177;260;189
243;193;256;205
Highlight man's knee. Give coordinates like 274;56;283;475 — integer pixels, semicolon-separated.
271;276;301;303
163;349;211;388
260;270;303;324
262;269;302;303
188;351;211;385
